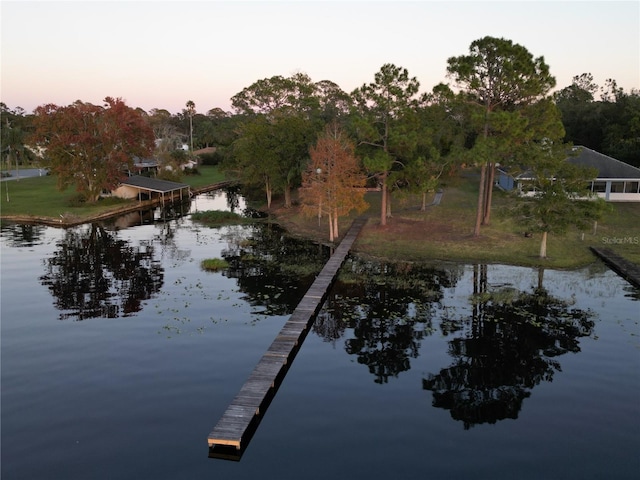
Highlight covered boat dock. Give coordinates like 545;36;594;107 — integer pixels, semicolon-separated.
112;175;191;207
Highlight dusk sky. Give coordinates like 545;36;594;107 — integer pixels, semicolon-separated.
2;1;639;115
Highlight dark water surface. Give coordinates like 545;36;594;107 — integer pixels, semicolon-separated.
2;191;639;479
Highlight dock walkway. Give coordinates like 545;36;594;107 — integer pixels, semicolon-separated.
590;247;640;289
208;216;368;456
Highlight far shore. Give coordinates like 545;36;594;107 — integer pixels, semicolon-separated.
0;181;234;228
2;170;639;270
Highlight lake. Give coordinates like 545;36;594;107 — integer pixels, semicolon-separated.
1;189;639;479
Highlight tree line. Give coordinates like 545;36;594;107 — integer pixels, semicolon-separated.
1;36;636;254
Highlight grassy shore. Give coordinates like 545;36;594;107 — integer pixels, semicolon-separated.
270;172;640;269
1;166;639;269
0;166;227;223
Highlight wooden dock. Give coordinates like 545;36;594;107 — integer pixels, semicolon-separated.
590;247;640;289
208;216;368;459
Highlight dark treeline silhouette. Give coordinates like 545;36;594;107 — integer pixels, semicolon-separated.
554;74;640;167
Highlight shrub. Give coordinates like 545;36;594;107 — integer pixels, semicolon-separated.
66;193;87;207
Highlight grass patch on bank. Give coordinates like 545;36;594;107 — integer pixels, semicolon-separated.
183;165;228;189
272;171;640;269
359;175;640;268
0;165;229;221
0;175;132;219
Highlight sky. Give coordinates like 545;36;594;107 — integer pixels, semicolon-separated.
1;0;639;115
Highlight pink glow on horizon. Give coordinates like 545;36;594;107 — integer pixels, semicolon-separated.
2;1;638;115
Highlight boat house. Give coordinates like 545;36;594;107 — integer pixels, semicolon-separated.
111;175;191;205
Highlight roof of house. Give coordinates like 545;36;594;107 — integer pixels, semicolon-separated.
568;146;640;179
193;146;217;155
121;175;190;193
498;147;640;180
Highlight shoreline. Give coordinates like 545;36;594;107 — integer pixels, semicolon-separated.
0;181;234;228
2;181;639;274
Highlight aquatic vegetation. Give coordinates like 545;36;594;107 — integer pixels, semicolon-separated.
191;210;248;226
201;258;229;271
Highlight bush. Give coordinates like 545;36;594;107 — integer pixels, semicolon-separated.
199;152;223;166
66;193;87;207
183;167;200;176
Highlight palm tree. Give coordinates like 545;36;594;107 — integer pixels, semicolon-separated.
185;100;196;151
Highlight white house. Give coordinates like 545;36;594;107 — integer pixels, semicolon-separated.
497;147;640;202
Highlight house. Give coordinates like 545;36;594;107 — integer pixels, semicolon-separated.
497;147;640;202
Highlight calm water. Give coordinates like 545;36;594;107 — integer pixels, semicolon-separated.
1;190;639;479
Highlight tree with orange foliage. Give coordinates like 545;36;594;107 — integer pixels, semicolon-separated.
32;97;154;203
300;124;368;241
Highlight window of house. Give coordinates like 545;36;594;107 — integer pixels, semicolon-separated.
592;181;607;193
518;181;537;194
610;182;625;193
624;181;639;193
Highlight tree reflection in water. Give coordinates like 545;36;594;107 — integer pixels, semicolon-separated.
0;222;46;247
40;223;164;320
221;222;331;316
318;259;463;384
423;265;596;429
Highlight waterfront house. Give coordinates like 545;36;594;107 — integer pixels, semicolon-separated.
497;146;640;202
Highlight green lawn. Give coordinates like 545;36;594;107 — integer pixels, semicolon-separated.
0;165;229;221
357;174;640;267
273;171;640;268
2;165;639;269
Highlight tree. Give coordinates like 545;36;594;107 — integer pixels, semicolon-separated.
1;104;38;178
555;74;640;167
230;73;321;208
185;100;196;151
300;124;368;241
351;64;421;226
231;73;320;117
599;82;640;167
554;73;604;151
314;79;352;124
397;86;466;210
509;145;608;259
148;108;179;147
446;36;556;236
1;119;26;178
400;153;449;211
195;120;216;148
32;97;155;202
231;116;279;208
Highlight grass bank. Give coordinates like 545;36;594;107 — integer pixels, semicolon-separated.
0;165;228;223
271;172;640;269
1;166;638;269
